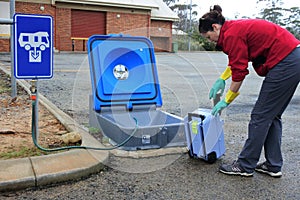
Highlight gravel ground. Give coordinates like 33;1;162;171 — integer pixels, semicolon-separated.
0;52;299;199
1;153;300;199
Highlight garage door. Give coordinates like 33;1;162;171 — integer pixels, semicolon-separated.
71;10;106;38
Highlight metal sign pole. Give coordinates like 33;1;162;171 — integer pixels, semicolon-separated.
30;80;39;140
10;0;16;97
0;0;16;97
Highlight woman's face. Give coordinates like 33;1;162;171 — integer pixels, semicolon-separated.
201;24;221;42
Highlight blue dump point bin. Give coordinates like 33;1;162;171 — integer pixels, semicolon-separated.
87;34;185;150
184;108;226;163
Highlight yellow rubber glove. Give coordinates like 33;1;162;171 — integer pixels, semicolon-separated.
224;89;239;104
220;66;232;80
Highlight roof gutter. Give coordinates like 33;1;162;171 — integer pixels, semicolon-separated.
151;16;179;22
52;0;159;10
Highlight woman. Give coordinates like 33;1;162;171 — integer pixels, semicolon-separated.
199;5;300;177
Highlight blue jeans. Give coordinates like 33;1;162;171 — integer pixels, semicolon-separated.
237;47;300;173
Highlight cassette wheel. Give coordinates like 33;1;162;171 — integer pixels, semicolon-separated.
206;152;217;164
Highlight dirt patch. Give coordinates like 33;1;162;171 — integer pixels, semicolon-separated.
0;70;74;160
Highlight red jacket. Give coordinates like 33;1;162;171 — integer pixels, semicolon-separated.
217;19;300;82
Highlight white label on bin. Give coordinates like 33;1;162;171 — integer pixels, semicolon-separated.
142;135;151;144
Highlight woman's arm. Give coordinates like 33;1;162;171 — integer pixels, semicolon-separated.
229;80;243;93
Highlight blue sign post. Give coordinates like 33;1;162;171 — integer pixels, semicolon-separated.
14;14;53;79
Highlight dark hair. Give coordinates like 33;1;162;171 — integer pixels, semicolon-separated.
199;5;225;33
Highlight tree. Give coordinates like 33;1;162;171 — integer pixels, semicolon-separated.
257;0;285;25
168;3;198;33
257;0;300;39
284;7;300;39
163;0;178;6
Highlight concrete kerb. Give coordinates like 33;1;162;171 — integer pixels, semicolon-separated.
0;158;36;192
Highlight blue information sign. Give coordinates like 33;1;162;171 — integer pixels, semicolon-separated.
14;14;53;79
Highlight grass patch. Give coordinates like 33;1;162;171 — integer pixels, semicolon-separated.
88;126;101;134
0;146;50;160
0;81;10;94
0;87;10;94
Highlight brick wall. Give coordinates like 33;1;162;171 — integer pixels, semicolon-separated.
56;8;72;51
16;2;55;16
0;39;10;52
150;20;172;52
106;12;150;37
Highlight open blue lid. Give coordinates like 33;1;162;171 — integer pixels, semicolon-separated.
87;34;162;111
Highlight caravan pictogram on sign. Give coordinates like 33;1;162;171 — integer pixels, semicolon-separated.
18;31;50;63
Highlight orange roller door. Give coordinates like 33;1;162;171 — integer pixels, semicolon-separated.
71;9;106;38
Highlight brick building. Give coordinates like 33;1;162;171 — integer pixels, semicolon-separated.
0;0;178;52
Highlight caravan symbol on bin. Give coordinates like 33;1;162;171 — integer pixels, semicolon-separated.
18;31;50;63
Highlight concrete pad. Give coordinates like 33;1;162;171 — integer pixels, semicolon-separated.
111;147;187;158
0;158;35;192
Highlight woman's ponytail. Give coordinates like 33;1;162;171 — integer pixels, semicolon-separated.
199;5;225;33
211;5;222;14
